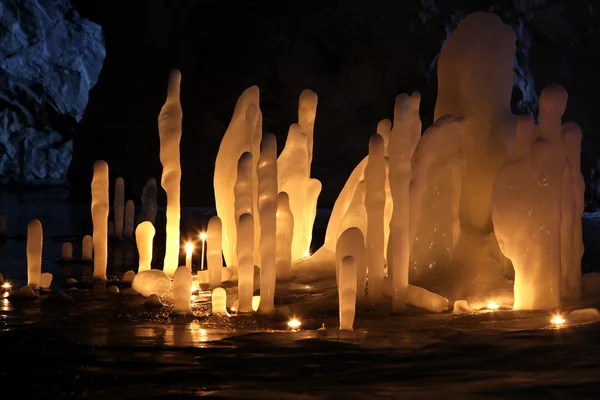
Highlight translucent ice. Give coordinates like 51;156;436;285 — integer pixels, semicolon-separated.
124;200;135;239
91;160;109;280
9;286;38;299
237;213;255;313
276;192;294;280
336;227;366;300
582;273;600;299
114;177;125;239
406;284;449;313
339;180;367;239
121;270;136;284
452;300;475;314
211;287;229;315
338;255;357;331
132;269;171;297
40;272;53;289
567;308;600;324
145;294;164;307
207;216;223;288
135;221;155;272
365;134;386;302
173;266;192;314
141;178;158;225
158;70;183;276
234;152;255;271
61;242;73;261
27;219;43;288
257;133;278;313
214;87;262;268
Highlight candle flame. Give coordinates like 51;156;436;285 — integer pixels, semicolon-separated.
551;314;565;325
190;285;198;293
199;232;207;241
288;318;301;329
185;242;194;254
487;301;499;310
1;282;11;290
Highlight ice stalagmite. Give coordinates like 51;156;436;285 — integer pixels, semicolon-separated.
142;178;158;225
338;255;357;331
340;181;367;242
82;234;93;261
158;70;183;277
27;219;43;287
388;93;421;311
237;213;255;313
435;13;517;299
124;200;135;239
336;227;366;300
207;216;223;288
298;89;318;172
276;192;294;280
365;134;386;302
114;177;125;239
257;133;278;313
91;160;109;280
61;242;73;261
136;221;155;272
214;87;262;268
234;152;254;275
173;266;192;314
409;115;462;289
278;122;322;261
211;287;228;315
561;122;584;301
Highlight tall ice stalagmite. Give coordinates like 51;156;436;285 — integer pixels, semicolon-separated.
237;213;255;313
336;227;366;300
257;133;278;313
435;13;517;299
27;219;43;287
388;93;421;311
91;160;109;280
136;221;155;272
276;192;294;280
158;70;183;276
234;152;254;273
82;234;93;262
173;266;192;314
207;216;223;288
338;255;357;331
214;87;262;268
114;177;125;239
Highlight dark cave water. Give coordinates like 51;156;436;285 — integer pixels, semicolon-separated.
1;187;600;399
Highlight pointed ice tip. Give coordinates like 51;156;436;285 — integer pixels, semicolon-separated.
299;89;318;104
93;159;108;173
540;84;568;117
409;92;421;110
377;119;392;133
167;69;181;98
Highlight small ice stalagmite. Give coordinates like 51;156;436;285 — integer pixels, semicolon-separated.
276;192;294;280
237;213;255;313
27;219;43;288
214;87;262;268
159;70;183;277
561;122;584;302
338;255;357;331
141;178;158;224
91;160;109;280
114;177;125;239
124;200;135;239
336;227;366;300
207;216;223;288
388;93;421;312
211;287;229;316
82;234;93;261
364;134;386;302
257;133;278;313
61;242;73;261
136;221;155;272
173;266;192;314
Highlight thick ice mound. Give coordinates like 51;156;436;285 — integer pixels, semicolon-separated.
132;270;171;297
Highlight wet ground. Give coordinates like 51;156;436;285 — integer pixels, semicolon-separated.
1;187;600;399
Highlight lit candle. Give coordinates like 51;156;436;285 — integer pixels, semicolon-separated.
199;232;207;270
185;242;193;269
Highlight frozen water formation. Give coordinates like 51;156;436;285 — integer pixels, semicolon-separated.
132;270;171;298
136;221;155;272
27;219;43;288
211;287;229;316
91;160;109;280
207;216;223;288
61;242;73;261
159;70;183;276
81;235;93;262
173;266;192;314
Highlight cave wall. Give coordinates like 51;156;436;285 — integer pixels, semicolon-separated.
0;0;105;183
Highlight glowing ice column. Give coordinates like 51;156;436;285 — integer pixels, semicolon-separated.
91;160;109;280
158;70;183;276
62;242;73;261
257;133;278;313
338;255;357;331
339;181;367;240
136;221;155;272
114;177;125;239
234;152;254;273
124;200;135;239
336;227;366;300
211;287;228;315
214;87;262;268
27;219;43;287
207;216;223;288
388;93;421;311
276;192;294;280
561;122;584;301
173;266;192;314
365;134;386;302
82;235;93;261
237;213;255;313
142;178;158;225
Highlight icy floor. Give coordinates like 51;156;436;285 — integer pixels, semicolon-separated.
1;187;600;398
